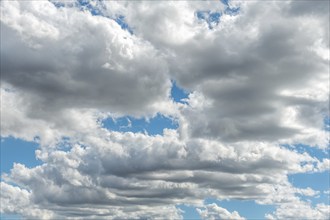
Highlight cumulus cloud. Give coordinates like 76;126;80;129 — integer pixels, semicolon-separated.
266;199;330;220
1;128;328;218
0;182;55;219
168;1;329;147
1;0;172;118
197;203;245;220
95;0;330;147
1;0;329;219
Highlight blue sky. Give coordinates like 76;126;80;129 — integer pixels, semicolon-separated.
0;0;329;219
102;114;178;135
1;138;41;175
289;172;330;205
177;199;276;220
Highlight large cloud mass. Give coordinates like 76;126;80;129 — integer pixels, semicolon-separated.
1;0;329;219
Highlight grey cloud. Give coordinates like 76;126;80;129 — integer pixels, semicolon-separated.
2;129;328;218
286;0;330;17
169;2;329;144
2;129;326;218
1;1;171;117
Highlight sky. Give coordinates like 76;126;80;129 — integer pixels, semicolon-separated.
0;0;329;219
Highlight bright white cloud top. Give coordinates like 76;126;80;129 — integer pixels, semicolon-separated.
0;0;329;219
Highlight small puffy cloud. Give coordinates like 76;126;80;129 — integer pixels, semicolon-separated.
197;203;245;220
266;199;330;220
295;187;320;197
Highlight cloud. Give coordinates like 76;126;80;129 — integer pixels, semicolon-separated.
168;1;329;146
0;182;55;219
266;200;330;220
197;203;245;220
107;0;329;145
1;128;328;218
1;0;172;118
1;0;329;219
0;85;106;145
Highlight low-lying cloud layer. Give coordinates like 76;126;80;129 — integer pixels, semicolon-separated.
1;0;329;219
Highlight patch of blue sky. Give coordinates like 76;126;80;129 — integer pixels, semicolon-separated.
224;6;240;16
298;190;330;207
48;0;66;8
176;204;201;220
53;136;73;152
317;193;330;206
292;155;330;205
281;143;328;160
220;0;229;6
220;0;240;15
102;114;178;136
114;15;133;34
77;0;105;16
171;80;189;104
49;0;105;16
196;0;240;29
0;137;42;175
0;213;22;220
196;11;221;29
281;140;327;204
205;198;276;219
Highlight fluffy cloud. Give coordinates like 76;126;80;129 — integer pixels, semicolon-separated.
1;0;329;219
197;203;245;220
171;2;328;147
0;182;55;219
97;0;330;147
1;128;328;218
266;200;330;220
1;0;172;118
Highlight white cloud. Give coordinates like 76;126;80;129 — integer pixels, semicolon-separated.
266;199;330;220
0;182;55;219
197;203;245;220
